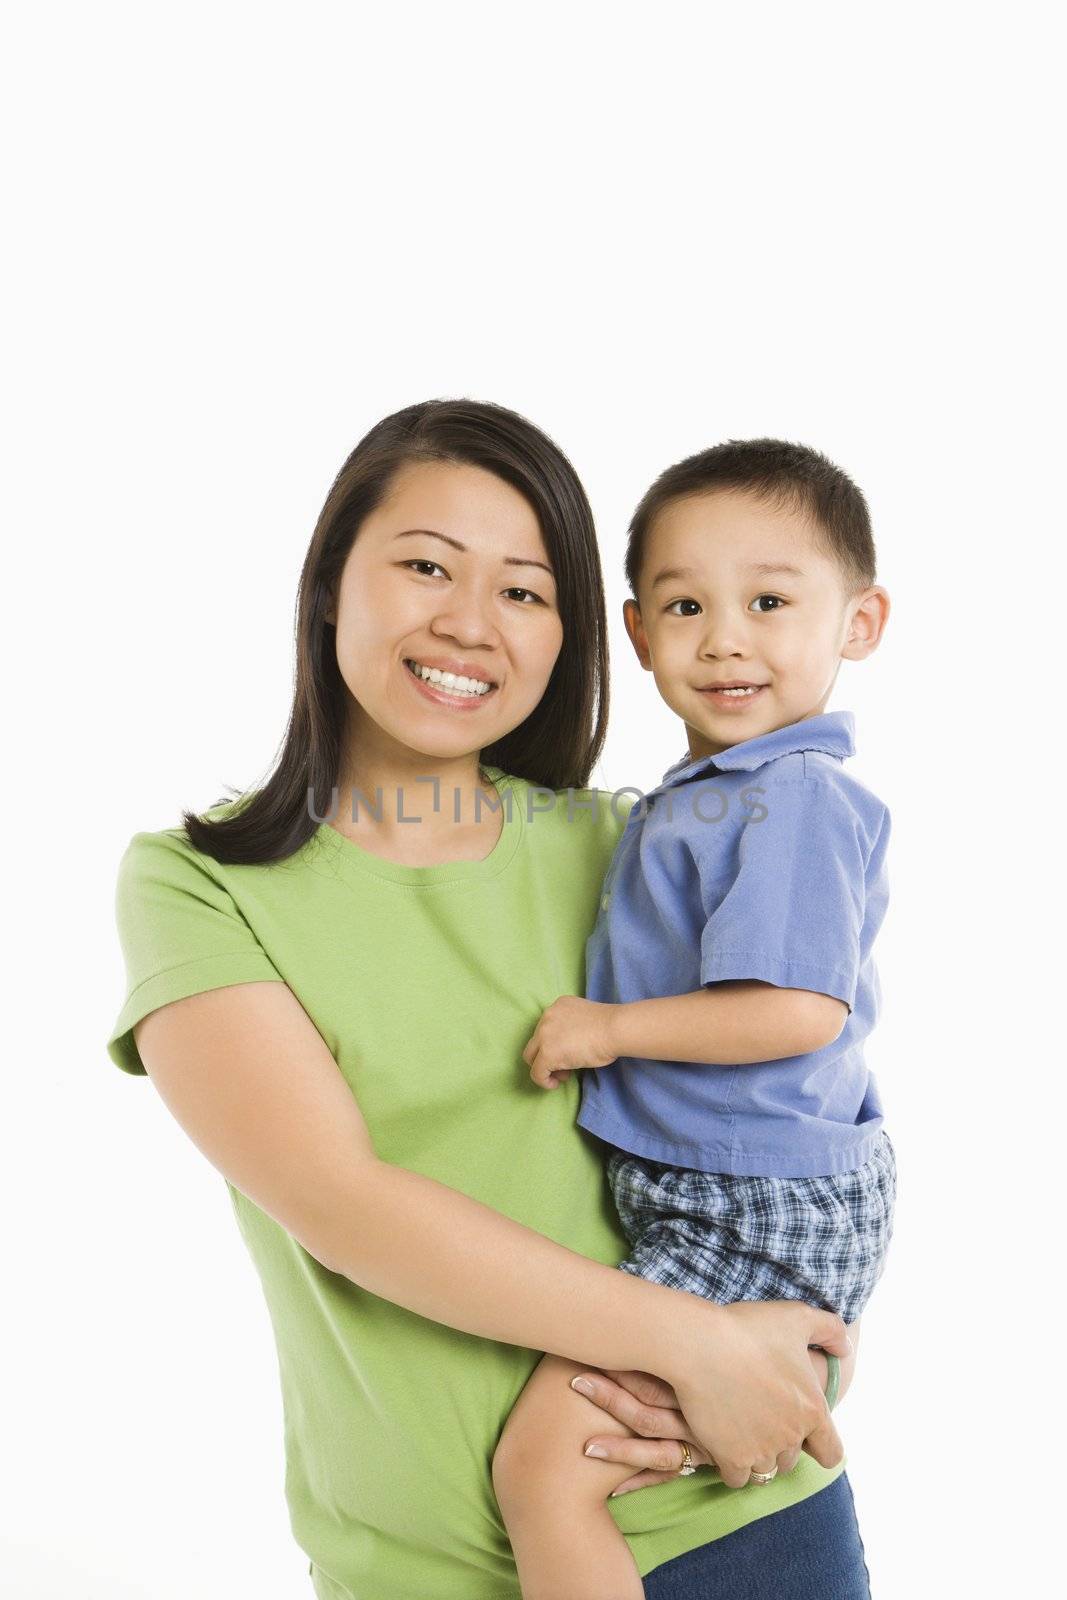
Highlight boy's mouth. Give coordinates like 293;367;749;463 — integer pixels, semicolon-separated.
697;681;768;705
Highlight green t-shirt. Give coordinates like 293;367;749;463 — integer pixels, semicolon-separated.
106;766;842;1600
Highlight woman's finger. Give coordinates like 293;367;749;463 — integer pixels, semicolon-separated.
587;1434;720;1497
595;1369;681;1409
611;1472;668;1495
611;1467;699;1495
587;1425;802;1497
803;1410;845;1471
584;1432;714;1476
571;1370;687;1438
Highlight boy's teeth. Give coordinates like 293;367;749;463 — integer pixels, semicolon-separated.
718;686;758;696
406;659;492;696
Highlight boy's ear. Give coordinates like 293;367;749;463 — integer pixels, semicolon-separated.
622;598;654;670
841;586;890;662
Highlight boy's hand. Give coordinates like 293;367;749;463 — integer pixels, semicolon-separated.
522;997;619;1089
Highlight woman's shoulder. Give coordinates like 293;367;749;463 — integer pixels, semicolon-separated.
108;798;285;1077
117;795;245;877
113;792;299;934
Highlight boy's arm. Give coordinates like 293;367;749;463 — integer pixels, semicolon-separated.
606;981;848;1066
524;982;848;1083
637;774;874;1068
528;779;873;1082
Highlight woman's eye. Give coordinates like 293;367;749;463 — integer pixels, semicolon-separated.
402;560;544;604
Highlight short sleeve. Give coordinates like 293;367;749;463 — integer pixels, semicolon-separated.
698;779;876;1010
107;830;284;1076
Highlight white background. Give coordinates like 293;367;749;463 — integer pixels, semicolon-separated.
4;2;1062;1594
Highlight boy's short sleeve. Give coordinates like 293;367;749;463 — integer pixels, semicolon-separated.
107;830;284;1076
698;778;876;1010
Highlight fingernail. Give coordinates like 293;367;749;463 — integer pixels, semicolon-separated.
571;1378;595;1397
609;1489;629;1497
584;1444;608;1458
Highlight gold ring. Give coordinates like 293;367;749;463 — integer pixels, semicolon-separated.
676;1441;696;1476
748;1466;779;1485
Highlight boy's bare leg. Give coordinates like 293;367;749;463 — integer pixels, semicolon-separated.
493;1351;648;1600
491;1320;863;1595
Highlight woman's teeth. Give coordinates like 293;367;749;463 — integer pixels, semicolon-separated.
405;659;494;698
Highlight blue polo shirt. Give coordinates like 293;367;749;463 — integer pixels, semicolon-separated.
576;710;890;1178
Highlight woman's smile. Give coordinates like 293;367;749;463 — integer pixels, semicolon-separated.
403;655;501;710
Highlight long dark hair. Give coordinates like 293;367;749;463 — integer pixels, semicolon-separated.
180;399;610;865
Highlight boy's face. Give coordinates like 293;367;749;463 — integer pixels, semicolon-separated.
623;488;889;762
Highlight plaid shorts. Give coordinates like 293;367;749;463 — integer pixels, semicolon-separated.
606;1130;896;1325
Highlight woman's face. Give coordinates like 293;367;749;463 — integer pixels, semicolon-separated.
328;459;564;769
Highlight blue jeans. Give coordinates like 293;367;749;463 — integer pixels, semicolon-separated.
642;1473;872;1598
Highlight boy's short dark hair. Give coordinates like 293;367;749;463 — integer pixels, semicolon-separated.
625;438;876;601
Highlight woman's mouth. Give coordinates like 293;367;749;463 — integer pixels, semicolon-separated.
403;658;498;709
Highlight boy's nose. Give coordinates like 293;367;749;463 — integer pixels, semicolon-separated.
698;622;748;658
693;604;750;659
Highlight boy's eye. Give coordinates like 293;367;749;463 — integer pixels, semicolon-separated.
664;595;786;617
402;559;545;605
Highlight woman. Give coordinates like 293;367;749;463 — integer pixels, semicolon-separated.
107;399;868;1599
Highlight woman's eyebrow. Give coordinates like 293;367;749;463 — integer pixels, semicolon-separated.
391;528;554;577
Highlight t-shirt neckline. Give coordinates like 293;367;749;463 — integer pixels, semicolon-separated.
313;764;526;886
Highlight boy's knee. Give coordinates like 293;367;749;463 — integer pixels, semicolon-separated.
492;1395;547;1468
492;1418;544;1510
493;1405;592;1515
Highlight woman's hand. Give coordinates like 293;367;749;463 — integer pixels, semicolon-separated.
583;1298;851;1491
668;1299;849;1488
522;996;618;1088
576;1322;857;1494
573;1366;728;1493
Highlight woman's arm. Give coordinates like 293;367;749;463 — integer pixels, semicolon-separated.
133;978;849;1488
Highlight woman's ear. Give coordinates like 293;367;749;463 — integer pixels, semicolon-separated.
841;586;891;662
622;598;653;670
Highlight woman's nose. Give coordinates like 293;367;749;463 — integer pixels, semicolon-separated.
431;587;502;645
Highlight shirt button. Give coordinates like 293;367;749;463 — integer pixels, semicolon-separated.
601;893;611;910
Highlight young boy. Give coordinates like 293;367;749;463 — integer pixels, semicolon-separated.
491;439;896;1599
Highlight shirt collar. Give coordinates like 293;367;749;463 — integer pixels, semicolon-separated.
651;709;856;793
